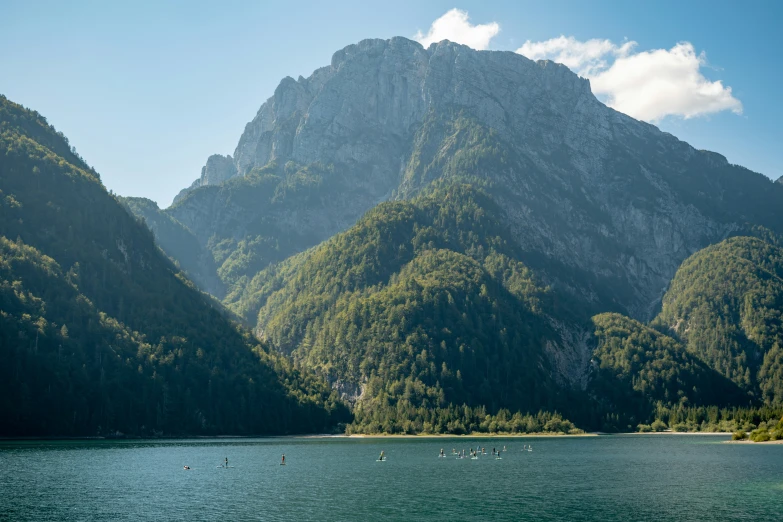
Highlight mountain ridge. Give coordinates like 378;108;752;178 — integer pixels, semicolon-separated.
156;36;782;325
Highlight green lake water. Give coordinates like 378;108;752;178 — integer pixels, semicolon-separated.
1;434;781;521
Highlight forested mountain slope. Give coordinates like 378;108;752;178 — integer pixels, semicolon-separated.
655;237;783;404
588;313;750;430
0;95;349;436
229;184;595;432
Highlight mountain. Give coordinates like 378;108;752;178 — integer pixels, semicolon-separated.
585;235;783;430
777;176;783;185
230;183;595;433
0;94;349;436
654;236;783;405
226;182;774;432
588;313;749;430
242;185;578;402
120;37;783;433
151;37;783;326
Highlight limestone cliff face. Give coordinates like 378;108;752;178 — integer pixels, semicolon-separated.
141;37;783;385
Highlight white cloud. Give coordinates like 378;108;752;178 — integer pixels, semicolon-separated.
517;36;742;122
517;36;635;77
414;8;500;51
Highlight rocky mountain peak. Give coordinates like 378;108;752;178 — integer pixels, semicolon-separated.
154;36;782;327
203;37;600;180
173;153;237;205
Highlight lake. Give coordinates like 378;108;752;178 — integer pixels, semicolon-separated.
1;434;781;521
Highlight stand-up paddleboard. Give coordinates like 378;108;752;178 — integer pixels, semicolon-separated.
216;465;235;468
376;458;386;462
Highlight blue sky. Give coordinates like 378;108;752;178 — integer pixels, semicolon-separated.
1;0;780;206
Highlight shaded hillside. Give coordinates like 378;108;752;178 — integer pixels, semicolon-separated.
655;237;783;404
121;197;224;297
588;313;749;429
0;95;349;436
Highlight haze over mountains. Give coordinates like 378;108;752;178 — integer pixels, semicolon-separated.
3;37;783;435
0;95;348;436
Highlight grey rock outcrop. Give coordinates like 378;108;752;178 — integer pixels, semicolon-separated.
173;154;238;205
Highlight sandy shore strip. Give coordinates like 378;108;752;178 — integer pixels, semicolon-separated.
724;439;783;444
623;431;732;436
340;432;597;439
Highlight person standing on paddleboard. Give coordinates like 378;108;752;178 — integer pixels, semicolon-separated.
281;454;285;465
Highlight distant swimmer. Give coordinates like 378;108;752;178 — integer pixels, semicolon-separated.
183;465;190;470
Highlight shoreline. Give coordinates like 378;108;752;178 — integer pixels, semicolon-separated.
621;431;732;436
0;431;744;442
342;432;596;439
724;439;783;445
